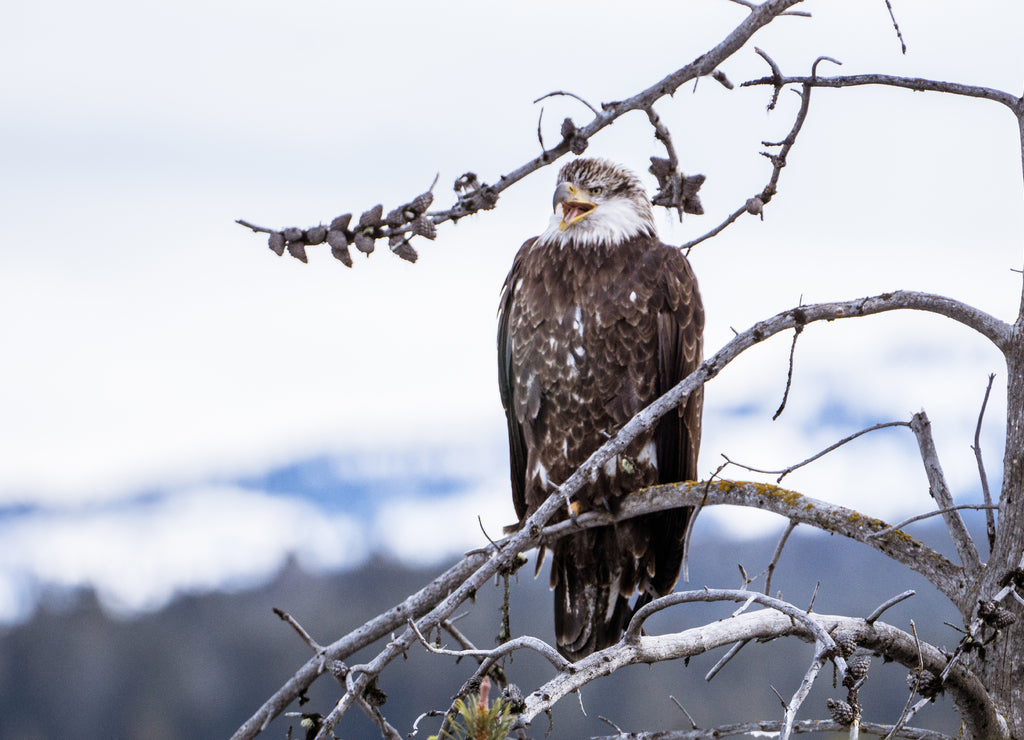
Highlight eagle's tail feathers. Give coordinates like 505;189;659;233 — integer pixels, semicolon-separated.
552;533;632;662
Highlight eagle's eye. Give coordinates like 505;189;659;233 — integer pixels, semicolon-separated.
590;185;604;196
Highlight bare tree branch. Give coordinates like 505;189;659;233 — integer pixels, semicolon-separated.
723;420;911;483
236;287;1007;739
681;51;830;252
909;411;983;577
589;719;950;740
868;505;998;541
540;479;961;603
742;73;1023;112
515;610;1002;737
973;373;998;552
865;590;916;624
239;0;808;267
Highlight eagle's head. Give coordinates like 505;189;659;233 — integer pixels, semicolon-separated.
539;158;656;248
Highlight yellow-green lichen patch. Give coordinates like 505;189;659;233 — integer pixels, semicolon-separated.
747;481;805;507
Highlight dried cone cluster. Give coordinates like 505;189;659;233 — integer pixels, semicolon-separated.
560;117;589;155
826;698;857;726
843;653;871;688
978;599;1017;629
266;187;436;267
909;669;944;700
649;156;705;216
832;631;858;659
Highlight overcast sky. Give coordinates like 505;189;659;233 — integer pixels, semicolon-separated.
2;0;1022;622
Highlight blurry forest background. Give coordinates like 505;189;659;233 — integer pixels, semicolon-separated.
1;521;971;739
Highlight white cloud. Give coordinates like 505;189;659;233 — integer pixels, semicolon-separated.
0;487;368;621
372;476;519;565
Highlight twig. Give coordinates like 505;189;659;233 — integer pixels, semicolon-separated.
704;639;750;682
972;373;998;552
909;411;982;575
477;515;501;551
865;590;915;625
409;618;571;673
882;0;907;54
883;621;925;740
724;0;812;16
533;90;601;117
274;608;324;652
781;650;829;740
773;326;803;420
669;696;699;729
681;53;831;252
741;73;1021;112
867;505;998;540
408;710;445;738
806;581;820;613
766;520;799;595
754;46;785;111
683;463;725;581
723;421;911;483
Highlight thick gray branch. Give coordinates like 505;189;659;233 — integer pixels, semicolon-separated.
540;480;963;606
590;719;951;740
518;612;1004;738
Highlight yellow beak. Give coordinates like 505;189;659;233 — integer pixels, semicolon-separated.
553;182;596;232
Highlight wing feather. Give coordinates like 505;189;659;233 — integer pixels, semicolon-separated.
497;239;534;521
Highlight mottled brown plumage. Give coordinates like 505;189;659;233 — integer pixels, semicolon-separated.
497;158;704;660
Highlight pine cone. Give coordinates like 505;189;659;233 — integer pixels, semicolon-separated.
910;669;943;699
331;242;353;267
329;213;352;233
354;232;375;255
569;133;588;154
282;227;303;242
357;204;384;230
327;229;349;249
648;156;673;183
410;216;436;240
833;631;858;658
826;698;856;726
385;207;406;228
408;191;434;215
305;225;327;245
390;240;418;263
843;654;871;687
286;241;308;263
978;599;1017;628
268;232;286;256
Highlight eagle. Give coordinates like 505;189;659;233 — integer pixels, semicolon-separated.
497;157;704;660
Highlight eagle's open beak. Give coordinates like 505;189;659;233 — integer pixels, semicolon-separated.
553;182;596;233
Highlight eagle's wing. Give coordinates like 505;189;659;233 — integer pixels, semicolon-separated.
497;239;533;522
649;243;704;592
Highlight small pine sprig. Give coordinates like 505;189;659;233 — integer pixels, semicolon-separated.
430;677;515;740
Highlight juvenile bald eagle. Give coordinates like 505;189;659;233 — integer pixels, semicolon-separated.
497;157;704;660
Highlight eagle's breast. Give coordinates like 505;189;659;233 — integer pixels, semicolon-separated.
509;234;665;513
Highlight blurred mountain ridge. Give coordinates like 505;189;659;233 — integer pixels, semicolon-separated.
0;522;969;739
